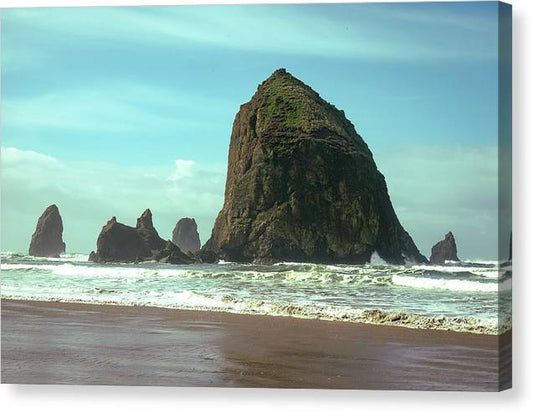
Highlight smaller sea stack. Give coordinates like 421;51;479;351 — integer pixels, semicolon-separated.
430;232;459;264
172;218;201;254
89;209;192;264
28;204;66;258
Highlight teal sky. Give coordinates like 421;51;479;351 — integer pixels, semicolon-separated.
1;2;506;259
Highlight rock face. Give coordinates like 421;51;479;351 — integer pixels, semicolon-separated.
192;249;219;264
89;209;192;264
28;204;66;258
430;232;459;264
203;68;427;264
172;218;201;254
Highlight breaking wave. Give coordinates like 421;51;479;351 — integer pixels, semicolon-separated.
391;274;511;292
1;251;89;263
0;288;509;335
1;259;511;293
1;252;512;335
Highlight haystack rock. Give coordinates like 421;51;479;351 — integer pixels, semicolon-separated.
430;232;459;264
89;209;192;264
203;68;427;264
28;204;66;258
172;218;201;254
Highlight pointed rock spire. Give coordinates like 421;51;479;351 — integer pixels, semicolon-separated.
28;204;66;258
430;232;459;264
136;209;154;230
172;218;201;254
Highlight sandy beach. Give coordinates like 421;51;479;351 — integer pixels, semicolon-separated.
1;299;511;390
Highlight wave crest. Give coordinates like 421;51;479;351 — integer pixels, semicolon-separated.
1;290;509;335
392;274;511;292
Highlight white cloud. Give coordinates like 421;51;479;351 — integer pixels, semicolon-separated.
1;146;226;253
169;159;196;181
373;144;500;260
1;146;58;165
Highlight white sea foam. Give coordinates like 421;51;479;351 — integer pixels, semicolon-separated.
459;259;500;265
370;251;388;265
1;260;509;292
1;262;191;279
0;251;511;335
0;252;89;263
392;274;512;292
410;264;501;279
1;289;509;335
1;263;60;271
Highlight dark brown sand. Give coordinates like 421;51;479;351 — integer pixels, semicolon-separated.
1;299;511;390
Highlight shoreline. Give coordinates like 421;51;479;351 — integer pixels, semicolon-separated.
1;299;512;390
0;295;508;335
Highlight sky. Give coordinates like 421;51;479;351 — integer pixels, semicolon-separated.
0;2;509;259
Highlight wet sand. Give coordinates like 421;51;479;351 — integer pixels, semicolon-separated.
1;299;511;390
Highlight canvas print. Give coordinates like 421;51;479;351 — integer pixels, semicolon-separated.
0;1;512;390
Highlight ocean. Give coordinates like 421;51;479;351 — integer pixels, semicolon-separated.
0;251;511;335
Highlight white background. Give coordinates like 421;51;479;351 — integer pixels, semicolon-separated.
0;0;531;411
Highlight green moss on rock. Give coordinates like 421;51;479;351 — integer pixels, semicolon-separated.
203;68;427;265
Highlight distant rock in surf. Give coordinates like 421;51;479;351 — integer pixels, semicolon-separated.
172;218;201;254
430;232;459;264
203;68;427;265
28;204;66;258
190;249;220;264
90;209;193;265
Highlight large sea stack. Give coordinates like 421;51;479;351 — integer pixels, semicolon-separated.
430;232;459;264
89;209;192;264
28;204;66;258
203;69;427;264
172;218;201;254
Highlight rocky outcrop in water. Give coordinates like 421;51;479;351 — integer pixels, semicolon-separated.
203;68;427;265
89;209;192;264
190;249;219;264
28;204;66;258
430;232;459;264
172;218;201;254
